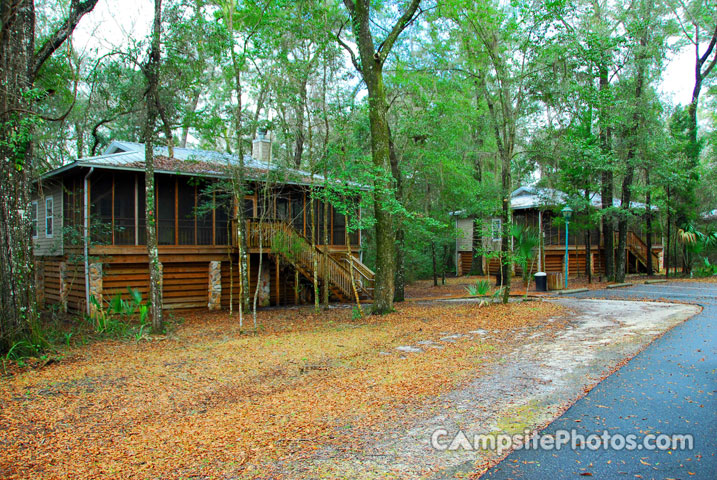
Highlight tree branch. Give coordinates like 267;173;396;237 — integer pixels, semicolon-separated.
31;0;99;80
376;0;422;64
336;20;361;73
698;22;717;69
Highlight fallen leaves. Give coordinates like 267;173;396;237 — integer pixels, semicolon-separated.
0;300;565;479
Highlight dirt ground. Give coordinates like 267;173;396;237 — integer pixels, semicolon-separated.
274;299;699;479
0;300;564;479
0;294;700;479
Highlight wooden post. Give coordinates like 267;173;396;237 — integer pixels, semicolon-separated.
294;269;299;304
174;177;179;245
134;174;139;245
111;173;115;245
194;184;198;245
275;257;280;306
302;190;306;237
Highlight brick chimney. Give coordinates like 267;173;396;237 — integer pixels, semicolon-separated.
252;129;272;163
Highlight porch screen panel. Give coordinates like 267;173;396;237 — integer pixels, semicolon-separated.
243;198;255;219
290;194;304;235
215;197;230;245
63;177;83;232
137;173;146;245
276;196;290;222
332;207;345;246
196;181;213;245
157;176;175;245
114;172;135;245
90;172;112;245
177;178;196;245
312;201;327;244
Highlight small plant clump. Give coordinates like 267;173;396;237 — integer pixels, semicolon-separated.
89;287;150;339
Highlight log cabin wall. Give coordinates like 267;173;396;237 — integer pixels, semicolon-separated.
35;170;366;313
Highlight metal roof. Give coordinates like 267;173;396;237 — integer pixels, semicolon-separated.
511;185;654;211
450;185;655;216
39;140;366;189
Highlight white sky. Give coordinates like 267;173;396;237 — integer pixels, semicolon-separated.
72;0;697;107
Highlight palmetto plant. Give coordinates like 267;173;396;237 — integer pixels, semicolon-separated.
511;224;540;284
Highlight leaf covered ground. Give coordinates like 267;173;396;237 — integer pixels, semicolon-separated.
0;301;565;479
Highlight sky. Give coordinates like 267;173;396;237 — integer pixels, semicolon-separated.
72;0;698;107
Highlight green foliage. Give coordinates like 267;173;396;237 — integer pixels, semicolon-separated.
89;287;150;338
465;279;491;297
270;229;305;264
694;258;717;278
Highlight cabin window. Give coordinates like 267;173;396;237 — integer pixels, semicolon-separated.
491;218;502;241
31;201;38;238
114;172;136;245
45;197;54;238
157;176;175;245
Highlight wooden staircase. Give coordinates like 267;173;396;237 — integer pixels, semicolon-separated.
247;219;374;301
624;231;660;273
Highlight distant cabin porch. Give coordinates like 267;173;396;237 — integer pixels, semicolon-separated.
455;207;664;277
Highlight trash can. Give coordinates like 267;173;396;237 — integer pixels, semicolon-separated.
534;272;547;292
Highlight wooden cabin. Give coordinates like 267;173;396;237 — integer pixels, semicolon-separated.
455;186;664;278
32;138;373;314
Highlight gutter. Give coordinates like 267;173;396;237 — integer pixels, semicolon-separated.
83;167;94;315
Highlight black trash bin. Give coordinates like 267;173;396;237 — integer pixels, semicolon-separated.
495;272;502;286
534;272;547;292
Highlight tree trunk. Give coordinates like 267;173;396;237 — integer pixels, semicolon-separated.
584;190;592;283
431;241;438;287
616;24;647;283
310;192;319;312
0;0;98;351
346;214;363;317
142;0;165;332
470;113;485;276
500;162;512;304
293;78;307;169
615;167;633;283
470;220;485;276
180;88;200;148
666;186;671;278
389;129;405;302
645;170;653;276
322;200;329;308
227;24;250;318
342;0;421;314
0;0;36;350
598;64;615;281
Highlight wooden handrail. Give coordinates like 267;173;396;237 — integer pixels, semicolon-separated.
246;218;373;299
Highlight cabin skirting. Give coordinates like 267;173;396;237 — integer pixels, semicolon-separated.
36;251;341;314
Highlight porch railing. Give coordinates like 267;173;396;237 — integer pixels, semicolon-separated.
246;218;373;300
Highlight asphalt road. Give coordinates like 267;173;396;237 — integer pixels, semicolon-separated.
481;281;717;480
